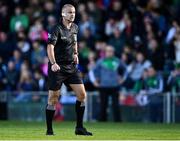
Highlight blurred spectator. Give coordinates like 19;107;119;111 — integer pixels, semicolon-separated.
165;20;180;44
168;62;180;92
18;67;35;91
108;27;126;57
79;12;96;37
87;1;104;33
132;35;146;54
120;12;132;39
83;51;97;91
77;3;86;18
95;40;106;58
120;51;133;68
173;31;180;62
33;69;47;91
151;8;167;36
43;0;57;27
28;19;48;42
78;40;91;72
164;20;180;61
125;52;151;89
87;52;96;71
4;61;19;91
132;69;148;96
0;57;6;90
137;66;164;122
15;65;35;102
81;28;95;50
10;6;29;32
87;1;99;21
105;11;131;38
127;0;144;36
107;0;123;20
89;45;126;122
16;31;31;60
147;0;161;10
31;40;46;69
25;0;42;23
96;0;112;9
46;15;57;31
0;4;10;32
10;49;23;72
147;38;164;70
105;17;116;36
0;31;14;62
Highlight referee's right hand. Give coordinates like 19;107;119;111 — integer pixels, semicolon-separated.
51;63;60;72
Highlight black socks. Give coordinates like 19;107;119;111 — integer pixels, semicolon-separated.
46;101;85;131
46;104;55;132
75;100;85;128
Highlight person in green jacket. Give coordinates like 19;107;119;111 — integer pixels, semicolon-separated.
10;6;29;32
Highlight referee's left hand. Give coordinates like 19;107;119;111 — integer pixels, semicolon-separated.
73;54;79;64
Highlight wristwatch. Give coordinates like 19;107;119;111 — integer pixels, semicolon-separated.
51;62;56;65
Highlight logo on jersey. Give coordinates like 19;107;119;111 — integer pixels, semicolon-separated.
61;36;67;40
48;33;51;39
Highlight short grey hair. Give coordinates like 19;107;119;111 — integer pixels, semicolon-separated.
62;4;75;13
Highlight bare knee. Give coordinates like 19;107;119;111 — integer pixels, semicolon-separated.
48;90;60;106
77;91;86;102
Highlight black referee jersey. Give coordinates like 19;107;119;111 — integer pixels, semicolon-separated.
47;19;78;64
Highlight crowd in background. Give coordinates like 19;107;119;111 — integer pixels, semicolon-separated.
0;0;180;95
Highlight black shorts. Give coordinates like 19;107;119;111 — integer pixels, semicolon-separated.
48;62;83;90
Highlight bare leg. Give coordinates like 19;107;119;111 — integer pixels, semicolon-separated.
69;84;86;102
46;90;60;135
69;84;92;136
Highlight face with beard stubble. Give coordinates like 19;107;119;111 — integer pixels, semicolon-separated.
62;5;75;23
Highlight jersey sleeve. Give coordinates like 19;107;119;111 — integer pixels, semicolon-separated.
47;25;59;46
74;24;79;33
72;24;78;43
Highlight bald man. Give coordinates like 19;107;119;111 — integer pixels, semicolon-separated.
46;4;92;136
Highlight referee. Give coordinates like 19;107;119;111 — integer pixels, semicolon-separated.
45;4;92;136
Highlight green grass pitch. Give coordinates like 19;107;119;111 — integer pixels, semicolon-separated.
0;121;180;140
